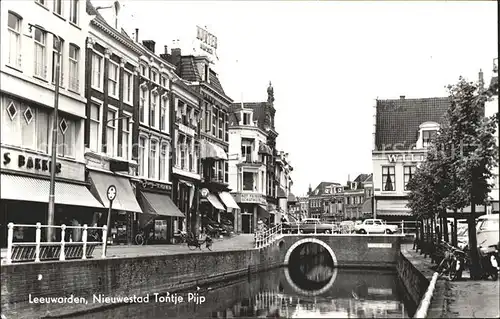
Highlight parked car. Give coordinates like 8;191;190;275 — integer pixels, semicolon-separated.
354;219;398;234
295;218;339;234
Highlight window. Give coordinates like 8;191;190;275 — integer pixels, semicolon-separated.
382;166;395;191
91;53;103;89
34;29;46;78
51;37;63;85
159;143;168;181
422;130;437;148
212;107;217;135
160;95;168;131
404;166;416;191
106;110;116;156
151;92;158;128
57;118;75;157
140;64;147;78
218;111;223;139
89;103;100;152
121;117;130;160
123;71;133;104
139;86;148;124
187;137;193;171
2;98;49;153
53;0;62;15
68;44;79;91
151;70;158;83
108;62;119;97
225;162;228;183
243;172;254;191
225;113;229;142
35;0;46;6
204;103;210;132
138;136;146;176
149;140;157;179
217;160;223;181
241;139;253;162
179;134;186;169
7;12;22;68
69;0;79;25
161;76;168;87
243;113;250;125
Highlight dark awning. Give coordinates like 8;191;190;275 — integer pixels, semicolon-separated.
287;192;297;203
257;205;269;218
199;139;227;160
1;174;104;209
258;143;272;155
140;191;185;218
362;199;372;214
88;171;142;213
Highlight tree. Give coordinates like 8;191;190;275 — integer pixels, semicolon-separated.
440;77;499;279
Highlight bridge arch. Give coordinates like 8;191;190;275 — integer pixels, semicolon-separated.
283;237;339;296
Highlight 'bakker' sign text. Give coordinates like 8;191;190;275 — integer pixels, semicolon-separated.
387;154;425;163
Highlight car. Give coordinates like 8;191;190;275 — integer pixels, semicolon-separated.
295;218;339;234
353;219;398;234
476;214;499;250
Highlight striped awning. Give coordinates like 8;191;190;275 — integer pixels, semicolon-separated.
0;174;104;208
199;140;227;160
257;205;269;218
207;193;225;211
376;199;411;217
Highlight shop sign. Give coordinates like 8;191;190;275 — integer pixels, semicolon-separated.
2;151;61;174
237;193;266;204
196;25;217;55
387;153;425;163
200;188;209;197
140;180;172;192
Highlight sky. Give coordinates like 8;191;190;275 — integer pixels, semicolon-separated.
96;0;498;196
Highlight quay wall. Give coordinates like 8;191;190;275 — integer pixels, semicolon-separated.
1;246;282;318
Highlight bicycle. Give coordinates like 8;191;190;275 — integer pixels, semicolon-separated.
186;232;213;250
135;229;154;246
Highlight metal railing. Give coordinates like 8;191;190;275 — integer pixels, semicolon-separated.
4;222;108;264
254;221;411;249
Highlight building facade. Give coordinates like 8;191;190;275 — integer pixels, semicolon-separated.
275;150;293;222
372;96;450;221
1;0;104;245
228;102;271;233
485;62;499;213
343;174;371;220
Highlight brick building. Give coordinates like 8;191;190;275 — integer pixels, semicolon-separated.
308;182;343;221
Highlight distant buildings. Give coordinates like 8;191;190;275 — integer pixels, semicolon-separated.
343;174;372;220
308;182;344;221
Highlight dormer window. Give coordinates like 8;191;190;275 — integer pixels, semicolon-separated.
417;122;440;149
242;112;251;125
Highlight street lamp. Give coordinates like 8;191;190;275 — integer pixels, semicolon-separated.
29;24;61;242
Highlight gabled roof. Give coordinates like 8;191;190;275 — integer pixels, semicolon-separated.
363;173;373;183
375;97;450;151
310;182;342;196
230;102;270;130
354;174;370;183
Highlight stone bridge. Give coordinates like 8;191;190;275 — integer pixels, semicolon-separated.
271;234;403;269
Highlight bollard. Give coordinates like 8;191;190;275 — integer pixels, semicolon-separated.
35;223;41;262
82;224;88;259
60;225;66;261
314;223;317;234
102;225;108;258
6;223;14;264
401;221;405;235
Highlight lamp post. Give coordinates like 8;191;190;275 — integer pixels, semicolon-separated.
29;24;61;242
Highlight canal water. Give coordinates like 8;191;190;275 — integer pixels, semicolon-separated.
55;243;416;318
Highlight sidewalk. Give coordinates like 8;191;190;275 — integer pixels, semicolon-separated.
401;244;500;318
0;234;256;261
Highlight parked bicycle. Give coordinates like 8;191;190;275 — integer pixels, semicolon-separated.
185;232;213;250
135;228;154;246
436;242;466;281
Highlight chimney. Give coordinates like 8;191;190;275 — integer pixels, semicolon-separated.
400;95;405;100
478;69;484;90
142;40;156;54
164;45;168;55
135;28;139;42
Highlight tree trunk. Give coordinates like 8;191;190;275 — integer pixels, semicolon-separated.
468;203;480;279
452;209;458;247
443;211;449;242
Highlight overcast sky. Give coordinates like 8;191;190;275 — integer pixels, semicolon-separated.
98;0;498;196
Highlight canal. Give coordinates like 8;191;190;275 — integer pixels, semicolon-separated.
53;243;416;318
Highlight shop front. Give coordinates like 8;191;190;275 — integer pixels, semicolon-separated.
0;147;105;246
217;191;240;233
137;179;185;244
233;192;268;233
374;196;413;222
200;189;226;227
172;171;200;236
86;169;143;245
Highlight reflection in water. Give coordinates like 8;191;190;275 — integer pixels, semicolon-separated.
57;244;413;319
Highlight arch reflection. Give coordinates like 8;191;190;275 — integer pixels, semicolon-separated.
284;240;338;296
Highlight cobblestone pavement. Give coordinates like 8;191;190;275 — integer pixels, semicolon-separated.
402;244;500;318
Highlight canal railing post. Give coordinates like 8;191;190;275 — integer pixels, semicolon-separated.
35;222;41;262
60;224;66;261
101;225;108;258
82;224;88;260
401;221;405;235
314;223;317;234
6;223;14;264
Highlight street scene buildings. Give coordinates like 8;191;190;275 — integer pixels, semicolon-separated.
0;1;498;318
